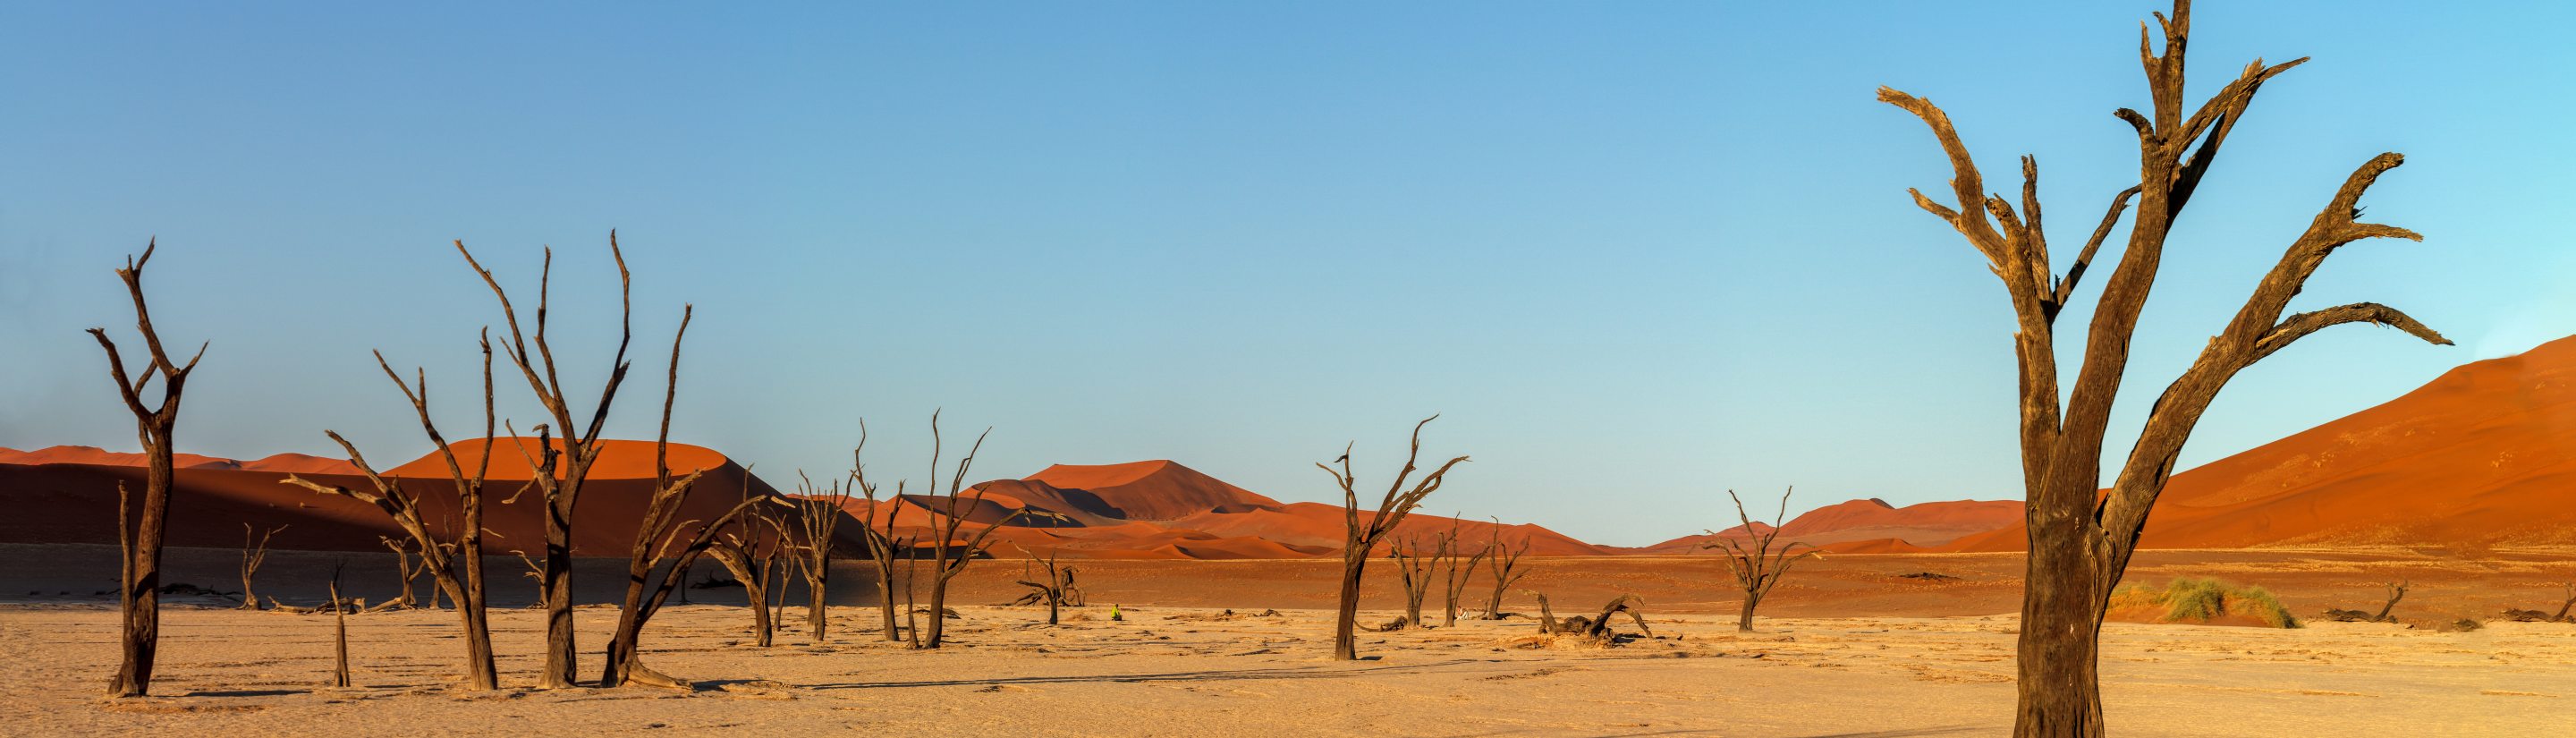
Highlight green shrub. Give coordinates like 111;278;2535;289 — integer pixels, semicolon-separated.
2109;577;2301;629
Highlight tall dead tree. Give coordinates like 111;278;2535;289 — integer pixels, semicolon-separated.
1319;416;1469;660
1438;518;1490;626
1702;488;1818;632
784;470;854;641
708;471;790;647
279;335;504;690
455;233;674;690
849;423;910;642
1387;536;1439;629
921;413;1023;649
238;523;286;611
599;307;778;689
1878;3;2445;733
1480;518;1532;620
89;240;208;698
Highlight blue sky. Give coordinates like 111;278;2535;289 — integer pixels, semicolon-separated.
4;2;2569;546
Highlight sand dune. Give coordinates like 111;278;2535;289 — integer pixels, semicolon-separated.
1631;497;2021;553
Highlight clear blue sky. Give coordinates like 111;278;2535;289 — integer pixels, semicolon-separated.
3;2;2568;546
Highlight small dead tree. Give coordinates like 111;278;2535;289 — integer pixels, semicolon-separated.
90;241;208;698
379;537;422;610
784;469;855;642
1703;488;1819;632
846;422;911;642
599;307;779;689
920;412;1023;649
1556;593;1651;639
1878;3;2446;732
279;333;504;691
1438;518;1490;626
456;233;678;690
1386;536;1439;630
1011;547;1080;625
238;523;287;610
707;472;790;647
2325;581;2410;623
2498;583;2575;623
1480;518;1532;620
1318;415;1469;660
328;564;352;688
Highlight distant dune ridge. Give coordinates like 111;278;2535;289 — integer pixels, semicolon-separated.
12;336;2576;557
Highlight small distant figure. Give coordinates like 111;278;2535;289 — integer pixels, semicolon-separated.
1110;604;1124;622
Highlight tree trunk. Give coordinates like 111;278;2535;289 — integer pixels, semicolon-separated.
1737;595;1758;632
2013;515;2109;738
539;514;577;689
110;456;174;697
876;558;901;641
926;569;951;648
1046;597;1060;626
806;566;828;641
1332;550;1366;660
329;580;352;688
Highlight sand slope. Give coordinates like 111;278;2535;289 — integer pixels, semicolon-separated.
1631;497;2022;553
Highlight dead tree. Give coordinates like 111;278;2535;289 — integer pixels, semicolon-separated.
920;412;1023;649
89;241;207;698
1318;415;1469;660
380;537;423;610
1557;594;1651;639
847;423;910;642
784;469;855;642
328;564;352;688
1878;3;2445;733
278;333;504;690
1703;488;1819;632
707;473;790;647
509;549;545;607
1386;535;1439;630
1523;590;1559;633
455;233;675;689
1011;547;1079;625
2369;581;2409;623
238;523;286;610
2498;583;2575;623
600;308;779;689
1480;518;1532;620
1438;518;1490;626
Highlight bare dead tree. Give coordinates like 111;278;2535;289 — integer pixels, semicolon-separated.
784;468;855;642
1522;590;1559;634
509;549;545;608
600;308;780;689
920;412;1023;649
848;423;909;642
1438;517;1490;626
2368;580;2410;623
1386;535;1439;630
1010;546;1079;625
378;537;422;610
1480;517;1532;620
238;523;287;611
89;241;208;698
1878;3;2446;733
328;563;352;689
455;233;668;690
2501;583;2575;623
2556;583;2576;623
1555;594;1651;639
1702;488;1820;632
1318;415;1469;660
707;471;791;647
278;333;504;690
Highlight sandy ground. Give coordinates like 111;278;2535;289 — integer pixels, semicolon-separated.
4;546;2571;736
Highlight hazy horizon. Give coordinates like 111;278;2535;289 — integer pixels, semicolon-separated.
6;1;2572;546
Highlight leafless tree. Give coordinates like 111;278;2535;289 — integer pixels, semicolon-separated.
328;564;352;689
2499;583;2575;623
1702;488;1819;632
1438;518;1490;626
919;412;1023;649
1386;535;1439;630
1009;546;1080;625
238;523;287;611
707;474;791;647
1878;2;2445;732
2323;581;2410;623
599;307;779;689
454;233;676;689
278;333;504;690
848;423;911;642
377;537;423;610
1480;518;1532;620
784;469;854;642
1318;415;1469;660
89;241;208;698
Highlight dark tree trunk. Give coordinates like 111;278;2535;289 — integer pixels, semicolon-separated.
110;457;174;697
877;559;901;641
1332;550;1366;660
1736;595;1758;632
807;565;829;641
2012;513;2109;738
539;505;577;689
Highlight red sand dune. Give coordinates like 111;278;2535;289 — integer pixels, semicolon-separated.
1944;335;2576;552
0;438;790;556
1021;460;1285;522
0;445;361;476
1630;498;2021;554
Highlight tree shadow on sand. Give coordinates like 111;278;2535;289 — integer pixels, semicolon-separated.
802;658;1481;691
